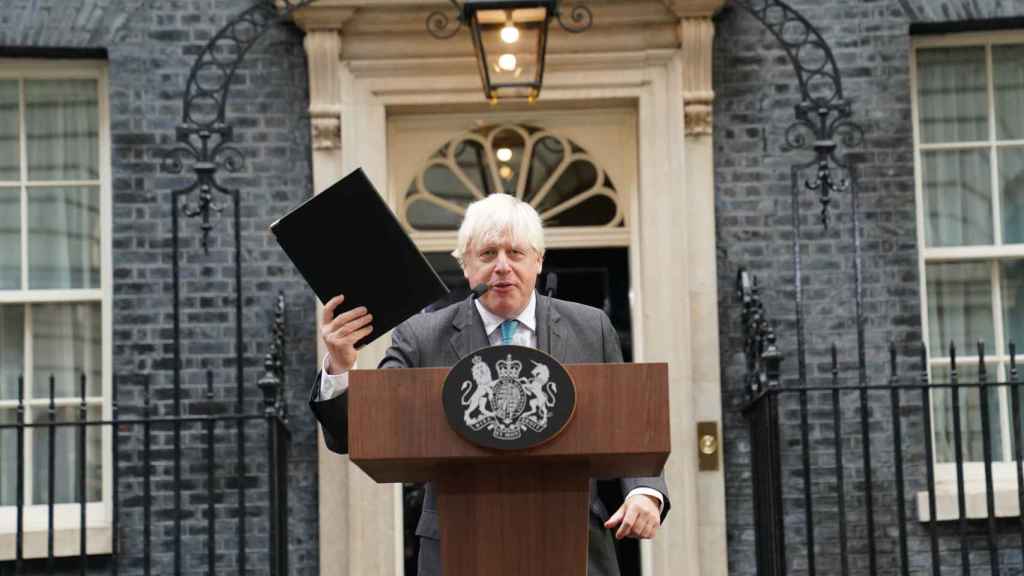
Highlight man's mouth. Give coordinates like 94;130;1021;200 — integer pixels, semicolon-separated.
491;281;515;290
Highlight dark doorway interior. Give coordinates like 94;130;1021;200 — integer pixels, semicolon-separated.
406;247;639;576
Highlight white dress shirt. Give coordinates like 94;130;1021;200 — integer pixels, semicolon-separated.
318;292;663;510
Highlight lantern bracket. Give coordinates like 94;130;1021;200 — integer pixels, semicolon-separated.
427;1;591;40
556;2;592;33
426;0;465;39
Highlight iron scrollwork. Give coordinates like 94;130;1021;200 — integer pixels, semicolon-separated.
731;0;864;230
259;292;288;417
426;1;592;40
427;0;465;39
556;3;592;33
162;0;316;251
738;269;783;397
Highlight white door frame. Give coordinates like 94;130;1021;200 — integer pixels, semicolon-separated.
297;5;726;575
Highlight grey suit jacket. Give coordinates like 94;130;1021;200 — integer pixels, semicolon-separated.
310;294;671;576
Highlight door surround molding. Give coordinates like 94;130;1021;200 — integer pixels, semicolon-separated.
295;2;726;574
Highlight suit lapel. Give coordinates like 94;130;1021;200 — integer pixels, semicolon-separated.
537;294;566;362
449;297;489;361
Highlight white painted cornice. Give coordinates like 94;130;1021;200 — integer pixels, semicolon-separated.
660;0;728;18
291;0;727;34
346;48;676;81
290;0;681;40
286;2;357;31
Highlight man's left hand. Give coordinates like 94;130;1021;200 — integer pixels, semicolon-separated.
603;494;661;540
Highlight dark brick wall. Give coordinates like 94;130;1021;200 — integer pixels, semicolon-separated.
715;1;1024;575
1;1;317;575
6;0;1024;574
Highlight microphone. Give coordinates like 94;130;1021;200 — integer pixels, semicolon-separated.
544;273;557;356
471;282;490;299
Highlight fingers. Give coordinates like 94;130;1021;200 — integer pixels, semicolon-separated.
320;295;376;373
608;498;660;540
615;504;639;540
323;301;372;335
322;310;374;344
322;294;345;325
603;507;624;530
346;325;374;348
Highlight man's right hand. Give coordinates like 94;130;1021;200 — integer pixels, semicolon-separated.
322;294;374;374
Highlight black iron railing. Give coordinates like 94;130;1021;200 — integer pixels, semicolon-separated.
739;269;1024;576
0;296;289;576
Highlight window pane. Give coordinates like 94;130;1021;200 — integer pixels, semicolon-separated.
1004;260;1024;348
0;305;24;401
32;303;101;399
922;149;993;247
423;162;477;205
0;409;15;506
0;80;18;181
917;47;988;143
1000;147;1024;244
31;405;102;504
407;198;463;231
927;261;995;353
527;136;566;204
994;44;1024;141
25;79;99;181
537;160;599;215
931;364;1003;463
28;186;100;289
0;187;19;289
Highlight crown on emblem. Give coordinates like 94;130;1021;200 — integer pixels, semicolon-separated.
495;354;522;379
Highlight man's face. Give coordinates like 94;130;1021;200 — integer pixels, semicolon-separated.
462;236;542;318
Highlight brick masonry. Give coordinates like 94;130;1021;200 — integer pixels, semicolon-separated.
1;1;317;574
4;0;1024;575
715;1;1024;575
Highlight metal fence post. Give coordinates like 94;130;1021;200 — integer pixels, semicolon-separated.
739;268;786;576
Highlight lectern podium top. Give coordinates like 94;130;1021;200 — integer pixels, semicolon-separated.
347;362;670;483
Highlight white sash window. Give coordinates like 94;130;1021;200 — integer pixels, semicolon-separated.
912;33;1024;522
0;60;112;558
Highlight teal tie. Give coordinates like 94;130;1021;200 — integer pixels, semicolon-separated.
500;319;518;345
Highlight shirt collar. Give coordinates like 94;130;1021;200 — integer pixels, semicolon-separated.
474;291;537;336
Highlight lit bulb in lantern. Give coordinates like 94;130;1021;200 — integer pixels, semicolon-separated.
501;24;520;44
498;53;517;72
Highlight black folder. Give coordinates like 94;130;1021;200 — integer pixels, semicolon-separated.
270;168;449;348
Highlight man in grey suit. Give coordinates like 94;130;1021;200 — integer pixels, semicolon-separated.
310;193;669;576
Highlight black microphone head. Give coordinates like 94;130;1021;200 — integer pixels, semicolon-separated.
470;283;490;299
545;272;557;297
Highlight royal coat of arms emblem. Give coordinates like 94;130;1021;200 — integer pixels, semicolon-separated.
442;345;576;450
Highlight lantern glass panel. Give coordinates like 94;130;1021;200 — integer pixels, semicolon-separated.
471;6;548;100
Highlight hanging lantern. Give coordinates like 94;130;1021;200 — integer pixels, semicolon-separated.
427;0;592;102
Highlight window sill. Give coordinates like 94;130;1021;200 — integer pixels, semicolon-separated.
0;504;111;560
916;482;1022;522
0;525;112;561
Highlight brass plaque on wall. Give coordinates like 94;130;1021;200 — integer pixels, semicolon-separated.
697;421;719;471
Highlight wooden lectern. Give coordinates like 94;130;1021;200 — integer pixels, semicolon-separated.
347;362;670;576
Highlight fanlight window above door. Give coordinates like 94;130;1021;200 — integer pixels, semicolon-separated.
401;124;625;231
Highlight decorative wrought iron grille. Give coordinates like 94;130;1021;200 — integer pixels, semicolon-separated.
731;1;1024;575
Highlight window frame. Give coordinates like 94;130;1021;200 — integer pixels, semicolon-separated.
0;58;113;559
911;30;1024;513
386;108;638;253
